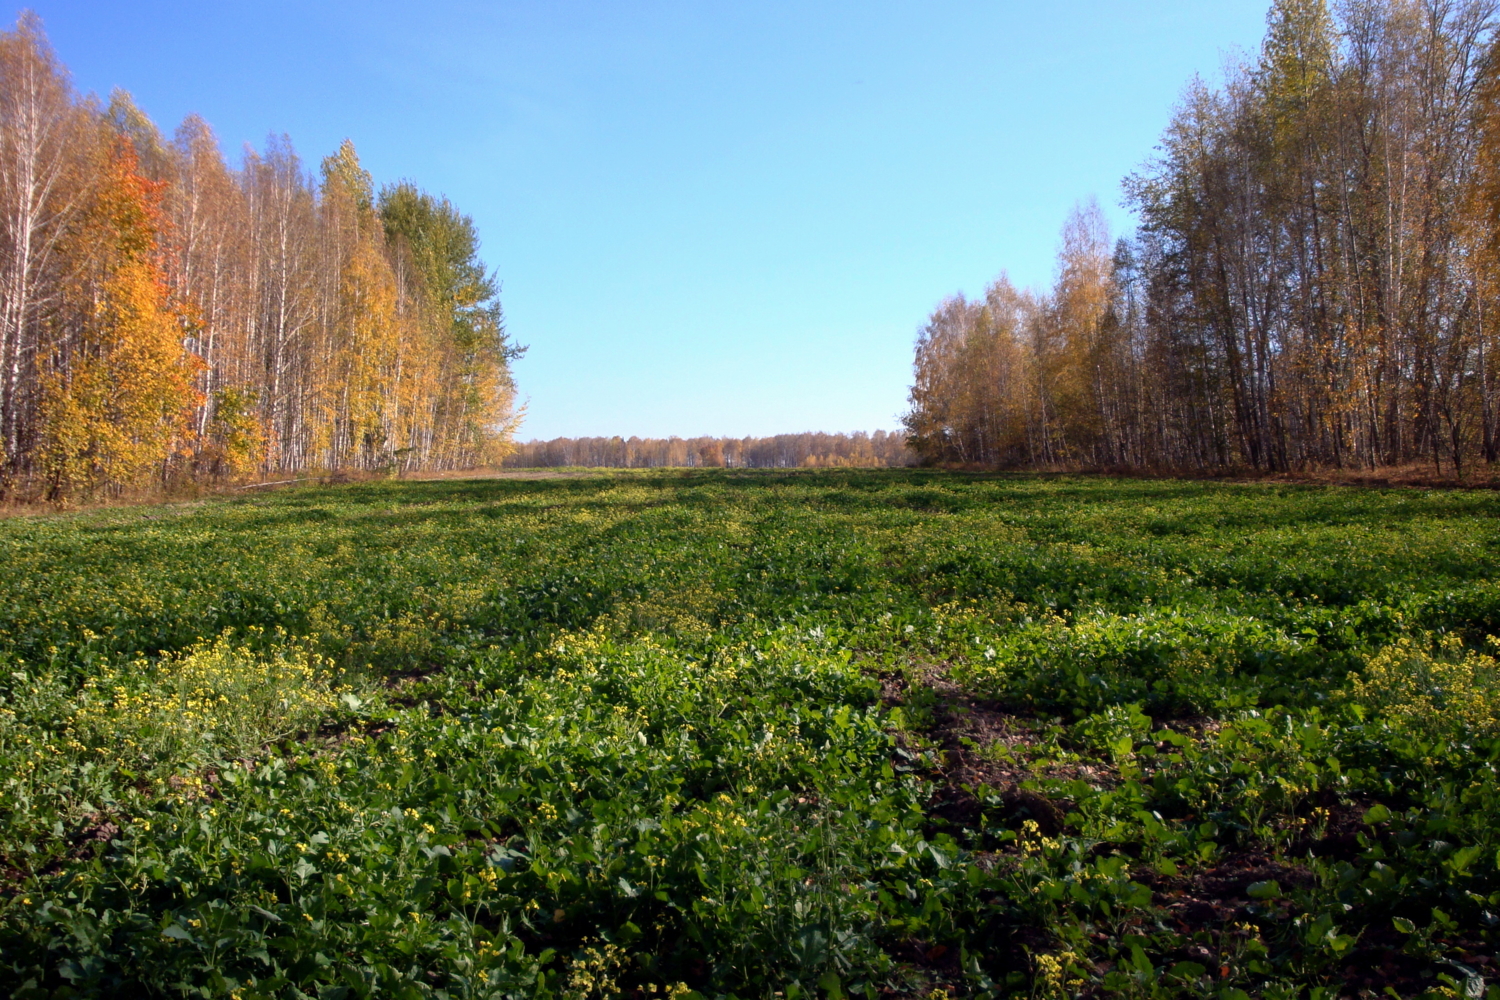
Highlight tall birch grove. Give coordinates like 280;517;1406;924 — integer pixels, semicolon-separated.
907;0;1500;474
0;15;521;499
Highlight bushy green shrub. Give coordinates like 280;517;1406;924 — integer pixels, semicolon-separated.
953;607;1306;717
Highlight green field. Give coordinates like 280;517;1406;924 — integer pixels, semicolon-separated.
2;471;1499;999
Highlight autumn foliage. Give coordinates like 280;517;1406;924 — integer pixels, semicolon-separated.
38;141;200;498
908;0;1500;476
503;430;913;469
0;15;520;500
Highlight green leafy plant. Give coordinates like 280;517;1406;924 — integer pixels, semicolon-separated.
0;470;1495;997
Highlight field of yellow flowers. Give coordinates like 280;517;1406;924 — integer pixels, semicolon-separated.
2;470;1499;998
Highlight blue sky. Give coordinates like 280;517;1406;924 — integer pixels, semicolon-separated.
30;1;1269;439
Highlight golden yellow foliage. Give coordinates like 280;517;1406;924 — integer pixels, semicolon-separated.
199;385;266;480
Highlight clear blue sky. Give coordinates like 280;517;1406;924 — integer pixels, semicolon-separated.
30;1;1269;440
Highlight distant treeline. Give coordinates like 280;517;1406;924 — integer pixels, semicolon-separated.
0;15;519;500
908;0;1500;475
502;431;913;469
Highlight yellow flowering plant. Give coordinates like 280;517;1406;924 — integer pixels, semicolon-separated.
70;629;338;768
1349;632;1500;741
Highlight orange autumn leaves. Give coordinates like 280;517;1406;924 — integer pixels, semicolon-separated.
38;140;201;498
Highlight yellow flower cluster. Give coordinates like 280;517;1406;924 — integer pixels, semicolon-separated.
1033;949;1085;998
71;630;337;766
1017;818;1061;855
561;942;629;1000
1350;633;1500;740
